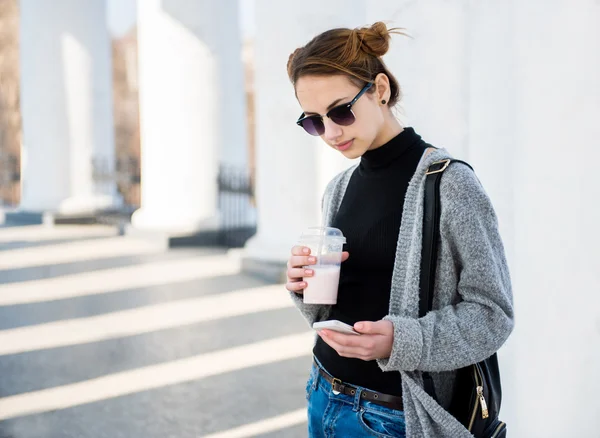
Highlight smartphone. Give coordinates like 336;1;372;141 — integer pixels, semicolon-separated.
313;320;360;335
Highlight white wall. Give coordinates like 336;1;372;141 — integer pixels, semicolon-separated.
510;1;600;435
373;1;600;436
368;0;471;159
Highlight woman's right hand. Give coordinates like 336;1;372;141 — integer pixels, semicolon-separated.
286;246;350;294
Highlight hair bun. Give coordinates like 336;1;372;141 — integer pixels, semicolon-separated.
357;22;391;57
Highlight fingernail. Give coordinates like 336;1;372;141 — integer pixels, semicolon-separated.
305;269;313;276
355;323;363;330
303;247;310;254
308;257;316;263
301;282;306;287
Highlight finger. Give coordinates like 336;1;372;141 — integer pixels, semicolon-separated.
289;255;317;269
341;251;350;262
353;321;374;334
354;320;392;335
286;280;306;293
317;330;342;353
287;267;314;280
323;330;367;348
319;331;370;359
291;246;311;256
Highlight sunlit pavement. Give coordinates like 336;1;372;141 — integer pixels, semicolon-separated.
0;224;311;438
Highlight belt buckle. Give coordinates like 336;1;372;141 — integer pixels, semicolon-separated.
331;378;342;395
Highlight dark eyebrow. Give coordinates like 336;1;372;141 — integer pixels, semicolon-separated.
304;96;351;116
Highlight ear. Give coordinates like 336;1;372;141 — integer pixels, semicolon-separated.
374;73;391;104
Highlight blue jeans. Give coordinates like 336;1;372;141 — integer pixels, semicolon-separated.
306;357;406;438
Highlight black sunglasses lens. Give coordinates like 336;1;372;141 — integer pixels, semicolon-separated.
300;117;324;136
329;106;355;126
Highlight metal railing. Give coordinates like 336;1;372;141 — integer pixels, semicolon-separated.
92;156;140;229
217;165;256;248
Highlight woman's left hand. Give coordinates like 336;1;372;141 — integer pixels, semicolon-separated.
318;320;394;361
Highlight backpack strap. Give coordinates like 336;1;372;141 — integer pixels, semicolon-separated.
419;159;474;399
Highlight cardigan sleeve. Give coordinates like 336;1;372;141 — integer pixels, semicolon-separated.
377;164;514;372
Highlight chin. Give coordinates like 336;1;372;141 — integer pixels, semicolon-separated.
342;143;367;159
342;149;363;160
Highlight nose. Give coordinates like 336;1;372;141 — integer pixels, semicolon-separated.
322;117;343;142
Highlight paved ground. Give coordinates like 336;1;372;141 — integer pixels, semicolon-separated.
0;224;312;438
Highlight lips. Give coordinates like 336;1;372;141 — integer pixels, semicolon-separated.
335;139;353;151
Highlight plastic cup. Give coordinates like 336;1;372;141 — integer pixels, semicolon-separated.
298;227;346;304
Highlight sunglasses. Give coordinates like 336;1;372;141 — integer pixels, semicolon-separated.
296;82;374;136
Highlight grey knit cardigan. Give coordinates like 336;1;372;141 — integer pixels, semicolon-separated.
289;147;514;437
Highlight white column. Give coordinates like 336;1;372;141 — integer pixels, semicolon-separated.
132;0;241;233
368;0;470;158
243;0;364;269
509;1;600;436
19;0;118;215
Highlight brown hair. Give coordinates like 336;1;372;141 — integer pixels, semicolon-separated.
287;22;406;106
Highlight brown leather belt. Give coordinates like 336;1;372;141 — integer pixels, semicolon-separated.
314;361;404;411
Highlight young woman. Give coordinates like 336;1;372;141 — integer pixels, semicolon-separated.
285;22;514;438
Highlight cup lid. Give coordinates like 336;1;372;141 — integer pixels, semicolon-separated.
300;226;346;243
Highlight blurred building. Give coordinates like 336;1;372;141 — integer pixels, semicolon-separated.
243;37;256;205
0;0;21;207
111;26;141;209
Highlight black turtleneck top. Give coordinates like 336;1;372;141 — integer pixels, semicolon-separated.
313;127;429;396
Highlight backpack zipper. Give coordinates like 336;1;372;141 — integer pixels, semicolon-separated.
477;386;489;419
468;365;490;431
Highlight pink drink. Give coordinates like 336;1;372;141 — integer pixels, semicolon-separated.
303;266;341;304
299;226;345;305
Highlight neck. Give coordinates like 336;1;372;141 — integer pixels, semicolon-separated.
368;115;404;151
